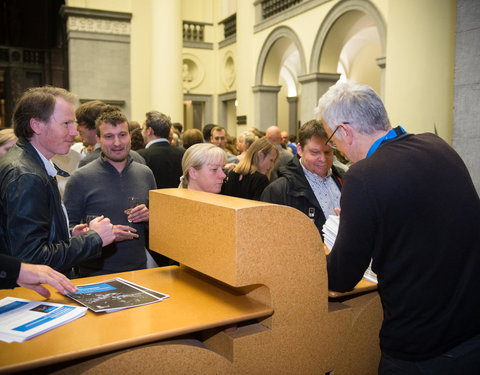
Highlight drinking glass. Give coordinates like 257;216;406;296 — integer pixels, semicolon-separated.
85;215;99;226
126;197;139;223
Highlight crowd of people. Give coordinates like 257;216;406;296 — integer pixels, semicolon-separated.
0;84;344;287
1;82;479;374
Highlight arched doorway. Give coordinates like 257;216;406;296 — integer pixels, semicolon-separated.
254;26;306;135
301;0;386;124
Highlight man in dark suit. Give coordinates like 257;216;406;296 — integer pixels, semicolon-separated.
137;111;184;188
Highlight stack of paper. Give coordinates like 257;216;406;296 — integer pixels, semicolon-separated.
0;297;87;343
322;214;340;251
363;260;378;283
67;278;169;313
322;214;378;284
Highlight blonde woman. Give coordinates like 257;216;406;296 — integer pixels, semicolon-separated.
0;128;17;157
180;143;226;193
221;138;278;201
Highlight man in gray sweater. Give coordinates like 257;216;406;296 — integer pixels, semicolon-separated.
64;106;156;277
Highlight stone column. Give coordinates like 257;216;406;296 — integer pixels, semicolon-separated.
151;0;183;122
298;73;340;124
61;6;132;117
287;96;298;136
252;85;281;131
452;0;480;193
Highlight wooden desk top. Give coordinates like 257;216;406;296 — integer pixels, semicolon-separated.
0;266;273;373
324;246;378;298
328;278;378;298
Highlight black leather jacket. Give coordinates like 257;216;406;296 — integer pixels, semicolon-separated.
261;156;344;236
0;139;103;274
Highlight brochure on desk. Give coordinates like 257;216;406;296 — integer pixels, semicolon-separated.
0;297;87;343
322;214;378;284
67;277;169;313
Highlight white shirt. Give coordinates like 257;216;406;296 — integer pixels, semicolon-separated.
300;159;341;218
145;138;169;148
32;145;71;233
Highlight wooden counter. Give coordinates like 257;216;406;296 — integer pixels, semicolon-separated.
0;189;382;374
0;266;272;373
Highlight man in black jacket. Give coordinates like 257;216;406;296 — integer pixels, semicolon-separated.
261;120;344;236
137;110;184;188
0;86;115;276
0;254;77;297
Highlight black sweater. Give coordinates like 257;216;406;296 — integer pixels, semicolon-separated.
327;132;480;361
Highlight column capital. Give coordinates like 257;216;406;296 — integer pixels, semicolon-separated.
298;72;340;84
252;85;282;93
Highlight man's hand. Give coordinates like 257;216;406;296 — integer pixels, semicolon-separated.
88;216;115;247
72;224;88;236
113;225;139;242
124;204;149;223
17;263;78;298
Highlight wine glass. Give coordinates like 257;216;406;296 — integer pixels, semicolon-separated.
85;215;99;226
126;196;139;223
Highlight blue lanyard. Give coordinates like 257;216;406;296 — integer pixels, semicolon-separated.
366;126;406;158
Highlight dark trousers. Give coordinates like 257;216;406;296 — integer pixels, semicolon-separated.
379;333;480;375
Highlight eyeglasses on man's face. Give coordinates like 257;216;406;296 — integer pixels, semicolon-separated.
325;122;349;150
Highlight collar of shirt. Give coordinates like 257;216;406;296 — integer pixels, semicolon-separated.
31;144;57;177
146;138;169;149
366;126;406;158
300;158;340;218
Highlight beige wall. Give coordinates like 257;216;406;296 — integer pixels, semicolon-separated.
384;0;456;142
350;42;382;95
130;0;152;123
66;0;457;144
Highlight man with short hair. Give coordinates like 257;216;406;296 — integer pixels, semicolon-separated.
0;86;115;275
202;123;216;143
319;80;480;374
137;110;185;188
281;130;297;155
210;126;238;164
75;100;106;157
265;125;293;180
76;100;145;168
64;106;156;277
261;120;344;235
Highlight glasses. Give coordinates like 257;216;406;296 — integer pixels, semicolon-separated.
325;122;349;149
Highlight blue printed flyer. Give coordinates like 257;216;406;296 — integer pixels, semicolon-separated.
66;278;169;313
0;297;87;343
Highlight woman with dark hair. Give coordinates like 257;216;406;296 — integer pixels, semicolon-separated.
221;138;278;201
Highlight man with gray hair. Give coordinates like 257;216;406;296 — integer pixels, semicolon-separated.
138;111;185;188
319;80;480;374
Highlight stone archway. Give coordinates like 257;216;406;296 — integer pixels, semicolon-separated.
253;26;306;131
298;0;386;124
310;0;386;75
